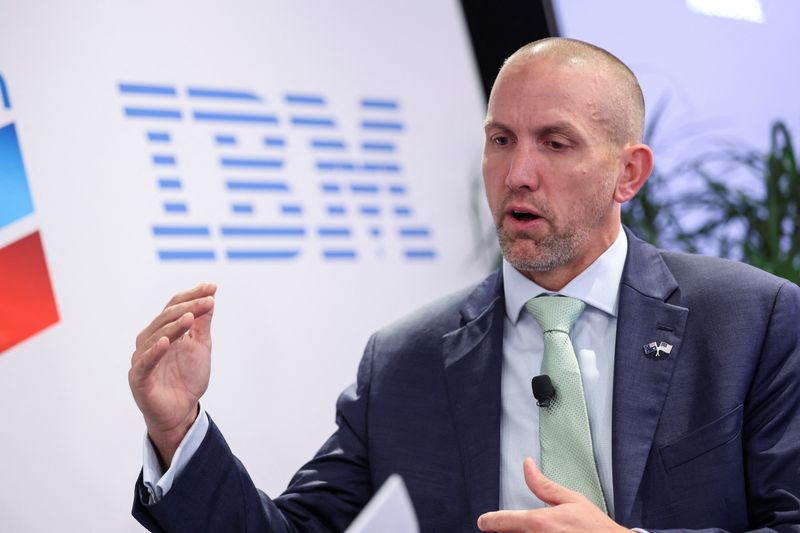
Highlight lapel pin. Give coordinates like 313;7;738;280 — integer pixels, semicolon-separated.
643;341;673;359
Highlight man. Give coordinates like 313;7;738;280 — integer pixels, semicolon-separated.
129;38;800;532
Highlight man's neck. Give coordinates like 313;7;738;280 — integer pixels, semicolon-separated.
517;228;622;292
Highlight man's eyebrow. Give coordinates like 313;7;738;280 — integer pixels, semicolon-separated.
483;119;583;140
537;121;582;138
483;119;511;131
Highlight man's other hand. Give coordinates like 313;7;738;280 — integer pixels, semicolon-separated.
128;282;217;467
478;458;632;533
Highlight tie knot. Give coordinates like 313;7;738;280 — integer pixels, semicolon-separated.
525;296;585;333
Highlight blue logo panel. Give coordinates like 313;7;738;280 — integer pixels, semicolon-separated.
0;123;35;230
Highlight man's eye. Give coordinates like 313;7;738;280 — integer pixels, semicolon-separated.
493;136;510;146
544;140;567;151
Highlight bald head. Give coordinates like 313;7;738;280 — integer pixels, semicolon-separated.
497;37;645;146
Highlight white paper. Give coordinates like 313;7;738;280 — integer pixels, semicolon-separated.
345;474;420;533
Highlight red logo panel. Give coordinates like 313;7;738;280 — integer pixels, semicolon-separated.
0;231;59;353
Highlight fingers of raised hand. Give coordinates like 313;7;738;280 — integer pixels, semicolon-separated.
129;335;171;382
131;311;193;372
136;294;214;350
164;282;217;310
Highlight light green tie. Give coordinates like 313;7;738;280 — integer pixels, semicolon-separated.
525;296;608;513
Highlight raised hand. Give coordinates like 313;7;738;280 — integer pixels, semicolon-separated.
478;458;631;533
128;283;217;466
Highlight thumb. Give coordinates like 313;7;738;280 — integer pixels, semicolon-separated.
523;458;582;506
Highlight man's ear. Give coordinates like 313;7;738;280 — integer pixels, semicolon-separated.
614;143;654;203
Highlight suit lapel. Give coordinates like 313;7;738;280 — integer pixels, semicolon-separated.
612;230;688;524
442;271;505;520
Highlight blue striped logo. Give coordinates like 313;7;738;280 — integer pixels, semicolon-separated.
118;82;437;263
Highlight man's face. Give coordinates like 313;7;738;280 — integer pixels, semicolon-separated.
482;56;626;286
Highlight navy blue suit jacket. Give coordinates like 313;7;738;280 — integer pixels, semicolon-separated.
134;230;800;532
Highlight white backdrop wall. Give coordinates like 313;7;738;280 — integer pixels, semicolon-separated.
0;2;491;531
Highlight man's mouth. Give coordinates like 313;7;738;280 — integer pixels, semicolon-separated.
510;210;541;221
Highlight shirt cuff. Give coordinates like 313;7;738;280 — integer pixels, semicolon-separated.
141;403;210;504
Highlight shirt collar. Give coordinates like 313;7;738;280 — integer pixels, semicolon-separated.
503;226;628;324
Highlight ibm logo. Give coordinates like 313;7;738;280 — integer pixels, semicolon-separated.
118;82;438;263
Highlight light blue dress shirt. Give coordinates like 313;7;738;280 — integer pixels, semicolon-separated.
499;227;627;518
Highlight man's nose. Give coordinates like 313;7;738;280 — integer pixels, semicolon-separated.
504;146;540;191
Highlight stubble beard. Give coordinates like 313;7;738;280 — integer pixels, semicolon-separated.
497;220;585;273
494;193;609;274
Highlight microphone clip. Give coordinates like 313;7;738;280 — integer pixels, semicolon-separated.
531;375;555;408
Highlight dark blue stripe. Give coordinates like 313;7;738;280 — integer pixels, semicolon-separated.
360;98;398;110
394;206;411;216
153;154;176;166
360;206;380;216
318;227;351;237
281;204;303;215
164;202;188;213
291;116;335;127
405;249;436;259
226;180;289;192
327;205;346;215
227;249;300;260
324;250;357;260
119;83;176;96
232;203;254;214
351;184;379;194
362;163;400;173
311;139;346;149
194;111;278;124
388;184;406;195
215;134;237;145
187;88;260;101
370;227;382;237
321;183;341;193
318;161;355;171
286;94;325;105
400;227;430;237
158;250;216;260
158;178;182;190
148;131;171;142
264;137;286;147
362;142;395;152
362;120;403;131
220;226;305;237
125;107;182;119
153;225;210;236
221;157;283;169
